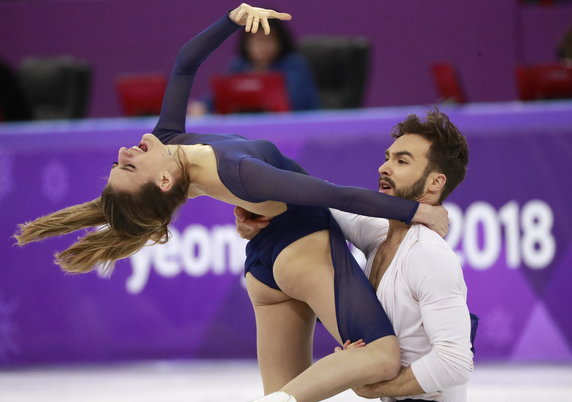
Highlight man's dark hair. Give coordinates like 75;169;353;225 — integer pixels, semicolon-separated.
391;108;469;203
238;19;295;63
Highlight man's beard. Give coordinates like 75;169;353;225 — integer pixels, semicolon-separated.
395;174;427;200
382;169;428;201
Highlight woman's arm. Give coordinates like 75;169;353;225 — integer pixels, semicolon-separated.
152;14;239;140
238;157;448;228
153;4;291;140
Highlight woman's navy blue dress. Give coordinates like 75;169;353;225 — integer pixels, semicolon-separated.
151;14;419;344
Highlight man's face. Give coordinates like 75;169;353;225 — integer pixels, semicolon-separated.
377;134;433;201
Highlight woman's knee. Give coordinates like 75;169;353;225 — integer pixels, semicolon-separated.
364;336;401;382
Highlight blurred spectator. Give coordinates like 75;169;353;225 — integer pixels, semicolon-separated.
188;19;320;116
558;26;572;65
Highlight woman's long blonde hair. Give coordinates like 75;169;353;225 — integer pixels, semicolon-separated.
14;147;191;274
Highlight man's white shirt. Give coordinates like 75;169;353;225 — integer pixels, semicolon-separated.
332;210;474;402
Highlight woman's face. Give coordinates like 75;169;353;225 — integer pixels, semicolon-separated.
245;31;281;68
107;133;172;193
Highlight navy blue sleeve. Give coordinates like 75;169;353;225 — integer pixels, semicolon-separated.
238;157;419;224
152;14;240;141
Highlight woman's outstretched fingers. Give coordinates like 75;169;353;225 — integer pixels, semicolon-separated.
245;13;254;32
230;4;292;34
261;17;271;35
334;339;366;354
343;339;366;350
253;16;262;33
234;8;246;24
270;10;292;21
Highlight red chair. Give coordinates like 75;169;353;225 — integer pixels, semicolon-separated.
516;63;572;101
211;72;290;114
116;74;167;116
431;62;466;104
519;0;554;5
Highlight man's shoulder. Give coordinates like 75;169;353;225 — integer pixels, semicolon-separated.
408;224;459;265
405;225;466;294
411;224;454;251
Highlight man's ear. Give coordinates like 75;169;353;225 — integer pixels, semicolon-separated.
158;171;174;192
428;172;447;194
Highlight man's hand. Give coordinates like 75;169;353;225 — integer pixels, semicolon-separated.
411;203;449;238
353;366;429;399
229;3;292;35
352;382;389;399
234;206;271;240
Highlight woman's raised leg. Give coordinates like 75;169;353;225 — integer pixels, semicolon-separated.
271;230;401;402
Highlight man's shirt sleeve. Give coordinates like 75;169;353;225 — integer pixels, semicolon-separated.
329;209;389;256
407;245;474;392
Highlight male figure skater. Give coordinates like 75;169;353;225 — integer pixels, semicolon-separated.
237;109;474;402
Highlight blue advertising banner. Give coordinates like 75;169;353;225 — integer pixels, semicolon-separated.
1;102;572;365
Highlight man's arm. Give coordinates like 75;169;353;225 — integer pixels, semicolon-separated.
330;209;389;256
355;244;473;399
353;366;424;398
408;246;474;393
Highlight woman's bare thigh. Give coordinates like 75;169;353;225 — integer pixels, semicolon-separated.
245;273;316;393
273;230;343;344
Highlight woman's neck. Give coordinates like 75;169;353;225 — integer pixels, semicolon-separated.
177;144;217;198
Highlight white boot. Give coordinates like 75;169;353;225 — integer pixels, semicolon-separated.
251;391;297;402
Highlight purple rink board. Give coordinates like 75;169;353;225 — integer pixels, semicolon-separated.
1;102;572;366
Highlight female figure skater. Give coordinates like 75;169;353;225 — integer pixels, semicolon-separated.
15;4;448;401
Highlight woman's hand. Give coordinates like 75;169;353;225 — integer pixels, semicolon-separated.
333;339;388;399
411;203;449;238
334;339;366;353
229;3;292;35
